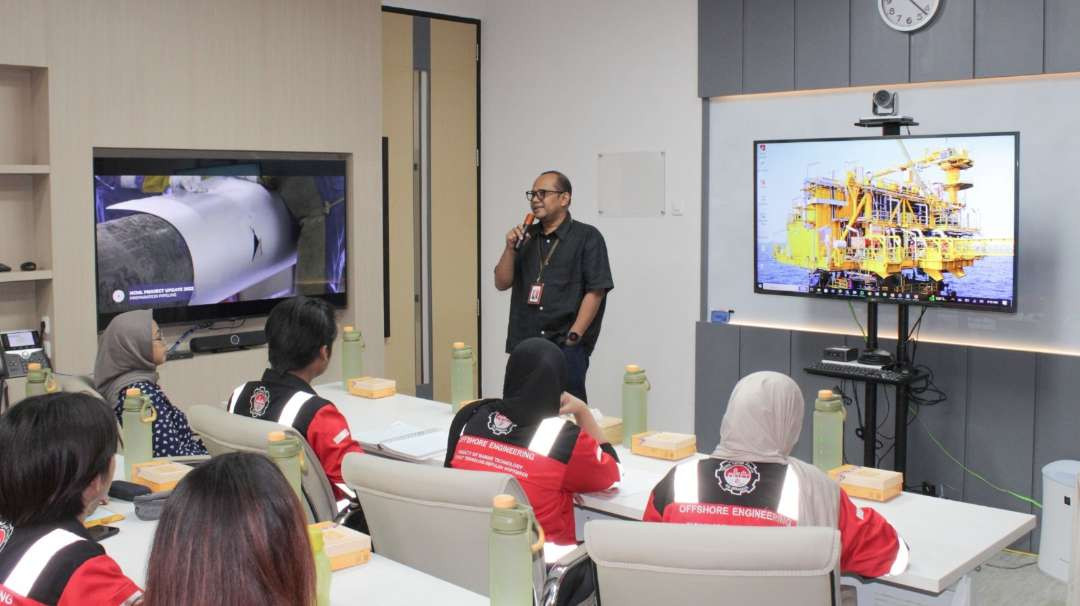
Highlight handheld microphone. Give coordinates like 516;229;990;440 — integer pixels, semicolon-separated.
513;213;535;251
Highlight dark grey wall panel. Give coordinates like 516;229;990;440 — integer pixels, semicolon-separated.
1045;0;1080;73
742;0;795;93
790;331;841;462
695;322;742;452
794;0;849;90
412;16;430;71
850;0;910;86
905;341;969;500
1031;354;1080;550
974;0;1043;78
964;347;1036;549
739;325;791;375
910;0;973;82
699;0;744;97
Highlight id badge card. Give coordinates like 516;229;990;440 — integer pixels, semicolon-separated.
527;282;544;305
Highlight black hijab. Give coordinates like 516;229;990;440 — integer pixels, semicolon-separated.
497;337;568;427
444;338;567;466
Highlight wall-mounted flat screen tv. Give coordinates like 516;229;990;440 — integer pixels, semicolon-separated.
94;150;347;329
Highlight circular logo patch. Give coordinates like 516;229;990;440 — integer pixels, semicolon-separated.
487;411;517;436
249;386;271;418
715;461;760;496
0;519;13;552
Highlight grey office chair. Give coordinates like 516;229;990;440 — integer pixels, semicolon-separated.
187;404;337;523
342;452;590;602
585;521;842;606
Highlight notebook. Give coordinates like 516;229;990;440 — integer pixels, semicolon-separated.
354;421;447;463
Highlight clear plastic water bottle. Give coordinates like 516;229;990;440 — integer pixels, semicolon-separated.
122;387;157;480
621;364;650;448
813;389;845;472
25;362;47;397
341;325;365;389
308;525;332;606
489;494;543;605
268;430;304;503
451;342;475;412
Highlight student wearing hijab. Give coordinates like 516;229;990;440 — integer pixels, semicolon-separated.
94;309;207;457
445;337;620;545
0;393;142;605
642;371;908;578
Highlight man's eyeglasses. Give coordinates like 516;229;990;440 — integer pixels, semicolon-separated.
525;189;565;203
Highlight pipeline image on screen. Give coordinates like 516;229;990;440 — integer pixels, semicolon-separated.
754;133;1017;311
94;159;346;326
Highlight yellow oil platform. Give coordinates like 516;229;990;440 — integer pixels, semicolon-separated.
773;145;1013;296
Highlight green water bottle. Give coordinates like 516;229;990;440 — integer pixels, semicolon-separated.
813;389;845;472
268;431;304;503
25;362;47;397
621;364;650;448
341;325;365;389
489;494;543;605
122;387;157;480
450;342;475;412
308;525;332;606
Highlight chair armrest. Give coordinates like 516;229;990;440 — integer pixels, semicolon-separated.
542;545;591;606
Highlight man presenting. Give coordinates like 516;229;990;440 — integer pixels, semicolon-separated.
494;170;613;402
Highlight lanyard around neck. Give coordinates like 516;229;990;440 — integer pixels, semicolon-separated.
535;238;560;284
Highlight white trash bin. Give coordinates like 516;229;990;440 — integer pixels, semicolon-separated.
1040;460;1080;582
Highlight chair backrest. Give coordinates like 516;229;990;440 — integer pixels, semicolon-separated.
585;521;841;606
341;452;534;597
187;404;337;523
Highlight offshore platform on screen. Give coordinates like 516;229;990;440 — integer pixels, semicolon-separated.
773;142;1014;297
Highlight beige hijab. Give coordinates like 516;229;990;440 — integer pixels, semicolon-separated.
94;310;160;405
712;371;840;529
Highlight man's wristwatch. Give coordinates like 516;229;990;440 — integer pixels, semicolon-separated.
566;331;581;346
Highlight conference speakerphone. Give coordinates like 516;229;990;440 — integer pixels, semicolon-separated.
189;330;266;354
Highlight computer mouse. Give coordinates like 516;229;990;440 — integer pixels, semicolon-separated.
0;263;9;272
19;261;36;271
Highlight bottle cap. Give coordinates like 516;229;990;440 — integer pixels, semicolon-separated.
27;362;41;371
818;389;834;399
268;431;286;442
625;364;641;373
453;341;466;349
492;494;517;509
125;387;142;397
344;325;355;332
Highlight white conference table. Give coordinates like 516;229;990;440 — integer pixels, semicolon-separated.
320;384;1037;598
103;498;486;605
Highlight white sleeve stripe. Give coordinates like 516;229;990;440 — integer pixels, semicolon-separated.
227;385;245;413
277;393;314;428
776;465;801;523
527;418;565;456
888;537;911;576
3;528;85;595
121;590;144;606
333;428;350;444
335;482;357;498
673;460;699;502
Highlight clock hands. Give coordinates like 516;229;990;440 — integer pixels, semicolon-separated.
906;0;929;16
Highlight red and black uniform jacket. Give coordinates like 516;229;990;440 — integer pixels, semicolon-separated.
643;458;907;577
0;519;141;606
446;400;621;545
229;369;363;501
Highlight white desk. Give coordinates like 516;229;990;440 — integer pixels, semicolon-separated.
318;386;1037;597
103;499;486;606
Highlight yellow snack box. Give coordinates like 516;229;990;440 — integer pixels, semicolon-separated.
828;464;903;502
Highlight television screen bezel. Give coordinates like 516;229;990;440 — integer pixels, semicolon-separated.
92;150;348;330
752;131;1020;313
